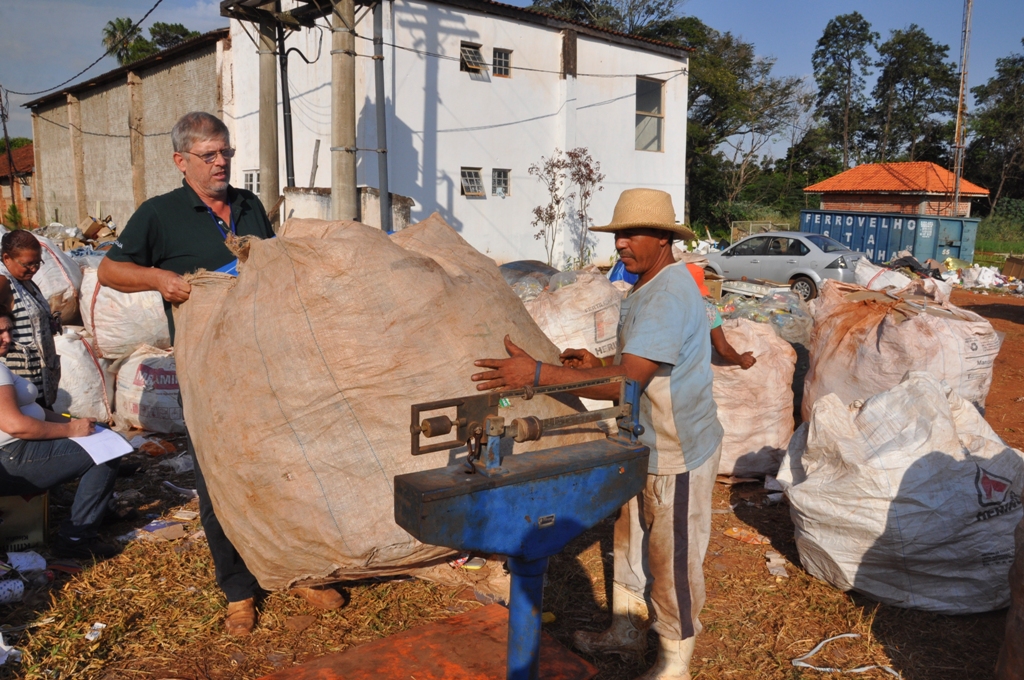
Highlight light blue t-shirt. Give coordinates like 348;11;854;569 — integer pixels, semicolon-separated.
617;262;723;474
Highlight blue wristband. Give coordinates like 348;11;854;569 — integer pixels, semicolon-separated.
533;361;543;387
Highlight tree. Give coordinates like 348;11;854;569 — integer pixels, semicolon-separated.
870;25;958;162
565;147;605;266
0;137;31;154
149;22;201;50
811;12;877;169
530;0;680;35
529;151;574;267
102;17;145;65
967;39;1024;213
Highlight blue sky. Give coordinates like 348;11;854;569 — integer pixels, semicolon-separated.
1;0;1022;142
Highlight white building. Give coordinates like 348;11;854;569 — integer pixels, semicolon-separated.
226;0;690;265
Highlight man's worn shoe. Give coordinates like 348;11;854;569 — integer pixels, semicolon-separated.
225;598;256;636
289;586;345;610
53;534;120;560
573;584;648;660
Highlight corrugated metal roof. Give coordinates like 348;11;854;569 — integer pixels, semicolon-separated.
0;145;34;177
805;162;988;196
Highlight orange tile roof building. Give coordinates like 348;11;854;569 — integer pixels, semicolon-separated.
804;162;988;218
0;144;38;228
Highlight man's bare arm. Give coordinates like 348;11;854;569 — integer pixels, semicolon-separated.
472;336;660;401
97;257;191;303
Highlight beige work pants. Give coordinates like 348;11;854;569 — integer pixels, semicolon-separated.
613;443;721;641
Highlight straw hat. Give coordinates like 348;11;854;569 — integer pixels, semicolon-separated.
591;188;697;241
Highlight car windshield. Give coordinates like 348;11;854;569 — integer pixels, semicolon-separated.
806;234;848;253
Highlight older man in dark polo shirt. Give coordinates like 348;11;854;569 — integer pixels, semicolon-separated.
98;111;344;636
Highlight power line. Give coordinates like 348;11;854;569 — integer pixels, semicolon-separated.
2;0;167;98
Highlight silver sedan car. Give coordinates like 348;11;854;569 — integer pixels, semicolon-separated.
705;232;865;300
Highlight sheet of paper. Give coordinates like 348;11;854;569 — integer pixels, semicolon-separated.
70;427;134;465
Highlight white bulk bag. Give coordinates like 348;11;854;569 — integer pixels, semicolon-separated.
52;327;114;421
80;267;170;359
524;270;621;358
32;234;82;323
778;372;1024;614
114;345;184;433
713;319;795;476
803;281;1001;421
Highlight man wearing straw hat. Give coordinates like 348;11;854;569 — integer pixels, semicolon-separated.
473;188;722;680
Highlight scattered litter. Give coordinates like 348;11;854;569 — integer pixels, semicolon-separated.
162;481;198;498
764;476;784;492
159;454;194;474
724;527;771;545
112;489;144;504
541;612;556;624
284;615;316;633
0;632;22;665
0;580;24;605
792;633;900;677
765;551;788;578
0;617;55;634
716;475;759;486
139;520;187;542
171;510;199;521
131;436;177;457
462;556;486;570
84;622;106;642
716;290;814;345
764;493;784;505
1;551;46;576
448;555;470;568
1016;396;1024;403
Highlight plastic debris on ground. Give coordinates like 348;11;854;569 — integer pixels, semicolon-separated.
724;527;771;545
162;481;198;498
0;633;22;666
792;634;900;677
139;520;187;541
716;290;814;346
765;551;789;578
84;622;106;642
159;454;194;474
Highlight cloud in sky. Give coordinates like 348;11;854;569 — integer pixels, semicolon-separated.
0;0;226;136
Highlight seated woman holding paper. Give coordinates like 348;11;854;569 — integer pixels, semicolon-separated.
0;312;120;559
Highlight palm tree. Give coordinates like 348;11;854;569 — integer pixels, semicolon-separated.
102;17;143;65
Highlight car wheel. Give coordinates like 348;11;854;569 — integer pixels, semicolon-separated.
790;275;817;301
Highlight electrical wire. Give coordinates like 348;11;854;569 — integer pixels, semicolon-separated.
2;0;167;97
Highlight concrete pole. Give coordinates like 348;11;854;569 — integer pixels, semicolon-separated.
127;72;147;209
258;11;280;212
332;0;358;221
373;0;391;231
67;94;88;224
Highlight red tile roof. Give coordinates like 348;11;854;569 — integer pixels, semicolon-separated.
804;162;988;196
0;144;33;178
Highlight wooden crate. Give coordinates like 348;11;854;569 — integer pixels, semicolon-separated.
705;271;724;300
1002;256;1024;279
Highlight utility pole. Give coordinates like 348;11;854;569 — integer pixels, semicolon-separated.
276;0;296;188
258;5;281;212
951;0;973;217
331;0;358;221
373;1;391;231
0;89;17;210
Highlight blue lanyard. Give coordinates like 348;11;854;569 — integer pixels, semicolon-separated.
206;207;236;240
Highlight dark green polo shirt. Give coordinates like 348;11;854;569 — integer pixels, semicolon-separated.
105;179;274;341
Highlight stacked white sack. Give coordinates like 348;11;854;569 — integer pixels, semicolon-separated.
114;345;184;433
52;327;115;421
80;267;170;359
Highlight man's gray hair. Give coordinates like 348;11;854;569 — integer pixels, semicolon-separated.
171;112;230;153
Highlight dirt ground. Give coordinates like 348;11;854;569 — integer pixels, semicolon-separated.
0;289;1021;679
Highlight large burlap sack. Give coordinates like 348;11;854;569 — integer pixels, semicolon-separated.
778;372;1024;614
32;234;82;324
997;518;1024;680
81;267;171;359
114;345;184;433
172;214;604;590
802;281;1001;421
524;270;621;358
52;327;114;421
713;319;795;477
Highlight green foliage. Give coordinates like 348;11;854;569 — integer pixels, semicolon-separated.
0;138;31;154
530;0;680;34
3;204;22;229
869;25;958;163
967;39;1024;213
811;12;877;168
102;18;199;66
149;22;200;50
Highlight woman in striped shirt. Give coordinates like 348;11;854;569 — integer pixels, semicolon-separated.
0;230;60;408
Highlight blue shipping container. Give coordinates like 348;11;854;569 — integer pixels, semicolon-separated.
799;209;978;265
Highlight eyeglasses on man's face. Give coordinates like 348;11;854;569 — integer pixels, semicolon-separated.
12;257;42;271
183;148;236;164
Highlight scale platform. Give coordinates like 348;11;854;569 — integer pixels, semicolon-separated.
256;604;598;680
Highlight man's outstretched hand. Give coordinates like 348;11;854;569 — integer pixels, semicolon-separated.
559;347;602;369
472;335;539;391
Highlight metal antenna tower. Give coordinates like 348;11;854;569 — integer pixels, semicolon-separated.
951;0;974;216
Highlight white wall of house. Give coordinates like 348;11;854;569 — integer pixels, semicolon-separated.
227;0;688;265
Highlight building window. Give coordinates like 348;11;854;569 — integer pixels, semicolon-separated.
460;167;485;196
492;169;510;197
244;170;260;195
635;77;664;152
493;48;512;77
20;180;31;201
460;42;487;72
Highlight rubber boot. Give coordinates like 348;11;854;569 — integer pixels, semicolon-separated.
635;635;695;680
572;583;648;660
